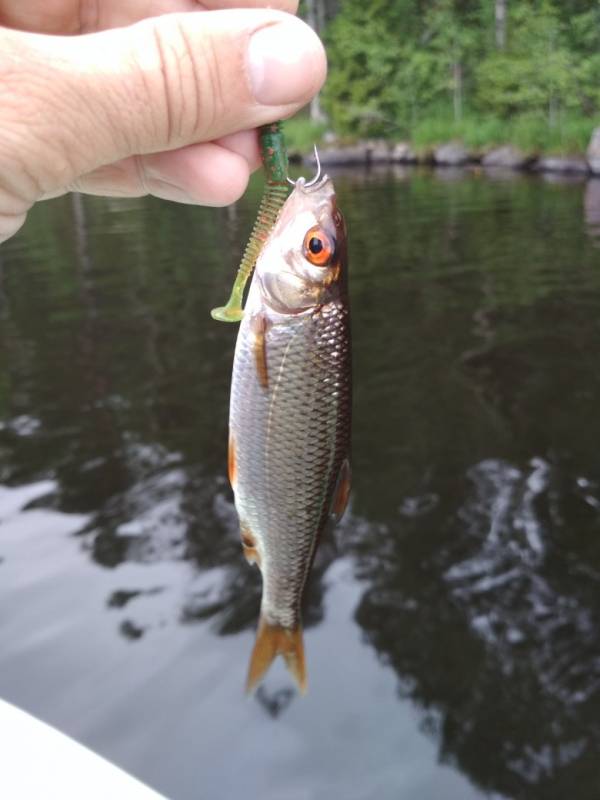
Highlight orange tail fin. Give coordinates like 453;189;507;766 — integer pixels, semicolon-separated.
246;617;306;695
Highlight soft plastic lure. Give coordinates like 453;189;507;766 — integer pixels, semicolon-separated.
211;122;290;323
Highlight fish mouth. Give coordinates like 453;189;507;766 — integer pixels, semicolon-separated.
295;174;330;194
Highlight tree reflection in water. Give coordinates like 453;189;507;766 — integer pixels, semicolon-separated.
356;456;600;799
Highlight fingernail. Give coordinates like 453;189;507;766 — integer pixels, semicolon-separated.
248;20;325;106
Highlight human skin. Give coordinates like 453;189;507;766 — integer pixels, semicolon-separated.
0;1;327;241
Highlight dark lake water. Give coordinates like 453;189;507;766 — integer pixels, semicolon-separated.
2;165;600;800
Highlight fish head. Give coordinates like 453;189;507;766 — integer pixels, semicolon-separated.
254;176;347;316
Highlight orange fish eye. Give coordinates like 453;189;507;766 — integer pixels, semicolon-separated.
303;227;335;267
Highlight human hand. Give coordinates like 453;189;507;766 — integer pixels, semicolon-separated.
0;1;326;241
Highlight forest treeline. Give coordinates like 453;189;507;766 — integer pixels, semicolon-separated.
299;1;600;153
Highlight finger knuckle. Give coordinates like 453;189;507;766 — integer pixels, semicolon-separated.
0;54;65;201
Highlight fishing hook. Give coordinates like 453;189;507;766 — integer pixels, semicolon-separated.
287;145;323;188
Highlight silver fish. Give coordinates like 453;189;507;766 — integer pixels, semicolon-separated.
227;173;352;693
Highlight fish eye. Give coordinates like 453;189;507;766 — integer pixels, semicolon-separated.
303;227;335;267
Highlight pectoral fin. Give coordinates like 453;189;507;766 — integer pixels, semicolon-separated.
250;312;269;390
246;617;306;695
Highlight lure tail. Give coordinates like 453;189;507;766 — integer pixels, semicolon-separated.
211;122;290;323
246;616;306;695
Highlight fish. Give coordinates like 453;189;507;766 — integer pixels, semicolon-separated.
228;172;351;694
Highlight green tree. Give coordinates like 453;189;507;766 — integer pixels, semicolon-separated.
323;0;482;136
475;1;577;124
321;0;600;147
421;0;483;122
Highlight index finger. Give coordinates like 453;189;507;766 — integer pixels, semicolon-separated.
0;0;299;34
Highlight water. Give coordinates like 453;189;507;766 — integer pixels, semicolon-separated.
1;167;600;800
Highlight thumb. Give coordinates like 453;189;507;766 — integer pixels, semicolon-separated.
0;10;325;221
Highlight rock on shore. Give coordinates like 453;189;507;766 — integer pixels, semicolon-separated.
535;156;589;174
391;142;417;163
305;139;420;166
481;146;533;169
434;142;470;165
586;127;600;174
307;144;370;166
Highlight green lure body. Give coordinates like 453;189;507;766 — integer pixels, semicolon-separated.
211;122;290;323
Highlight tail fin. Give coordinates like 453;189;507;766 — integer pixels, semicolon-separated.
246;616;306;694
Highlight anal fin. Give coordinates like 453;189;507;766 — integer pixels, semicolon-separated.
331;458;351;523
240;524;261;568
228;435;237;489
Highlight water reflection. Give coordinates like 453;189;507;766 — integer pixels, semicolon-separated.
2;168;600;798
356;455;600;798
584;178;600;247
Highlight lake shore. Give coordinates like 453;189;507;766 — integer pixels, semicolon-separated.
284;116;600;177
292;137;600;177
